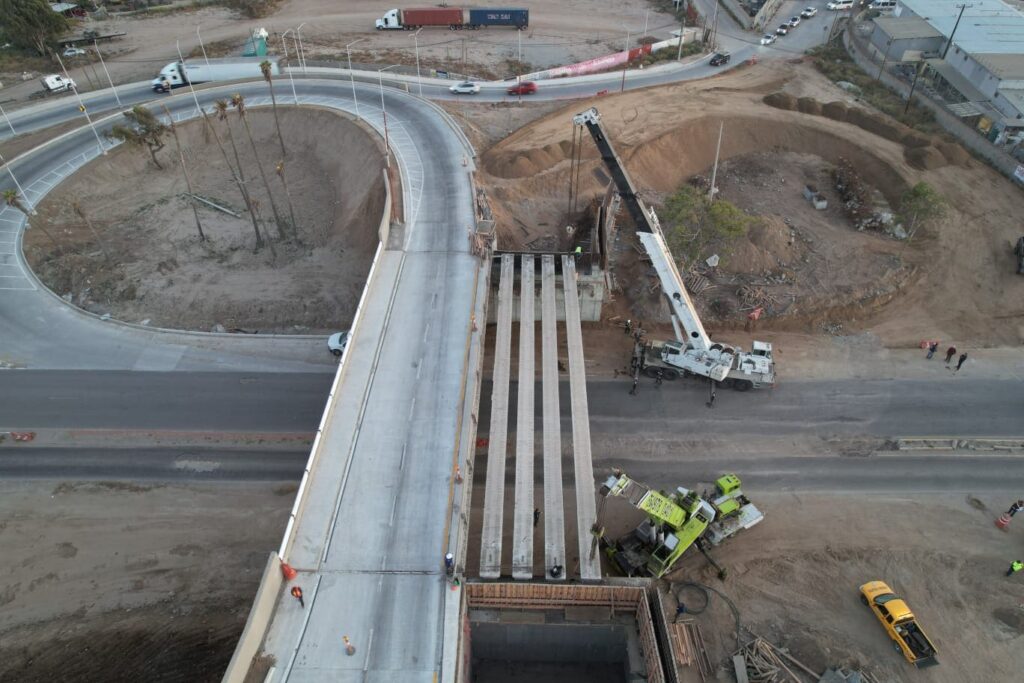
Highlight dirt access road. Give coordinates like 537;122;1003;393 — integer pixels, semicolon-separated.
1;0;680;106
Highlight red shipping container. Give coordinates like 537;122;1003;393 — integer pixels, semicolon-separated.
400;7;464;27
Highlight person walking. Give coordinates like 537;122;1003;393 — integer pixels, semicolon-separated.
954;352;968;372
1009;500;1024;517
624;319;632;335
533;508;540;528
944;345;957;365
629;375;639;395
1007;560;1023;577
926;341;939;359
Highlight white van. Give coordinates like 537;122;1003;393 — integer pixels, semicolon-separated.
870;0;897;10
827;0;855;9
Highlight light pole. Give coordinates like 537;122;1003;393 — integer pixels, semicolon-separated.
0;104;17;136
378;64;400;168
296;22;308;73
941;3;973;60
176;39;204;118
0;150;36;214
347;38;366;117
620;31;630;93
877;38;893;80
643;9;650;39
412;28;424;97
93;39;121;106
55;52;106;155
282;29;299;104
904;61;925;116
196;25;209;65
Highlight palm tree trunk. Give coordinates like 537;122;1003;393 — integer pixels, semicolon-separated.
201;112;264;248
5;195;61;250
162;106;205;241
72;202;111;262
276;161;300;242
268;83;287;158
223;119;246;183
240;114;288;241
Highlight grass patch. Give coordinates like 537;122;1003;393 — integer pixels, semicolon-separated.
807;42;940;134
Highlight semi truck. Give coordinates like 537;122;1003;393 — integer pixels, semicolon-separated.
40;74;77;94
375;7;529;30
151;58;279;93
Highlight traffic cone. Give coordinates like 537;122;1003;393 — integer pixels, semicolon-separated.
280;560;298;581
343;636;356;656
996;513;1012;530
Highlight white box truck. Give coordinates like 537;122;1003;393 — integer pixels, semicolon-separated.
151;58;279;93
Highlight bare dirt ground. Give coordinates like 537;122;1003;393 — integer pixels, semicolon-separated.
0;480;291;682
1;0;680;106
477;60;1024;359
23;107;385;332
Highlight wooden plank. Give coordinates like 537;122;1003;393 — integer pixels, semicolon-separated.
561;256;601;581
479;254;515;579
512;255;535;580
732;655;749;683
540;255;566;580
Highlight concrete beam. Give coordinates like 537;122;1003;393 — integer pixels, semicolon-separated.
480;254;515;579
541;255;566;581
512;255;535;580
561;256;601;582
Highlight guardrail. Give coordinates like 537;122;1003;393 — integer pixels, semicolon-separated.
221;552;283;683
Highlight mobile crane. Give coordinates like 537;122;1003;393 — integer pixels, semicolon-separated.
571;107;776;390
598;470;763;577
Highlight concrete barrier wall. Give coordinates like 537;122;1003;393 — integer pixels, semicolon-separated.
753;0;785;32
221;552;283;683
378;169;393;245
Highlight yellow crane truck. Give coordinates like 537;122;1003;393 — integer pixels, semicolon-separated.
859;581;938;668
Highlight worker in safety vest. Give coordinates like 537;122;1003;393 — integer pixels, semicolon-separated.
1006;560;1023;577
291;585;305;607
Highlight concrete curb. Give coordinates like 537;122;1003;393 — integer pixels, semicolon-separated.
0;428;313;450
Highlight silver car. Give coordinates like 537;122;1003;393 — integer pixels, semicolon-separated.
449;81;481;95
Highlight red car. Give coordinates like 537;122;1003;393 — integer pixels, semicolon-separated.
507;81;537;95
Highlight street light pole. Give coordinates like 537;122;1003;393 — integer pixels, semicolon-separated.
296;22;308;73
0;150;36;214
620;30;630;93
55;52;106;155
877;38;893;80
347;38;366;117
378;64;400;168
93;39;121;106
904;61;925;116
413;28;424;97
643;9;650;39
176;39;204;118
941;3;973;60
281;30;299;104
197;25;209;65
0;104;17;136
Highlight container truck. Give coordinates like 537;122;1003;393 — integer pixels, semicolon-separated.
375;7;529;30
40;74;77;94
151;58;279;93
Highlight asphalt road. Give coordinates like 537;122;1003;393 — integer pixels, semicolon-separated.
3;372;1020;437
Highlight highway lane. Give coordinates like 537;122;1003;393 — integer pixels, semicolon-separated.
6;447;1024;493
3;373;1020;437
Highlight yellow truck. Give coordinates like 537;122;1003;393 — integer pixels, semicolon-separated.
859;581;938;668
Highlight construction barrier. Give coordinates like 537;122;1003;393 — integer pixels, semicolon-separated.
996;513;1012;530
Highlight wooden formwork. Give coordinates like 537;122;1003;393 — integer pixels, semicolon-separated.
465;582;665;683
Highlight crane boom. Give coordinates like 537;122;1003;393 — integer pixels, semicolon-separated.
638;230;713;352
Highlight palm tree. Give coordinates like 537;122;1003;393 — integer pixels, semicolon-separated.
276;160;300;241
200;110;264;249
214;99;246;182
71;200;111;262
160;105;205;242
232;93;287;240
3;188;60;249
260;60;287;158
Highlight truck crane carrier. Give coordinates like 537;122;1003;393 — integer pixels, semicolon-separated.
571;107;776;390
598;470;763;578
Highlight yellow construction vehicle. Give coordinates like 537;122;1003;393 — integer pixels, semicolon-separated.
598;470;763;578
860;581;938;668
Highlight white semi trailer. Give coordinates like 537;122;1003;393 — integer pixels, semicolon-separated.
151;58;279;93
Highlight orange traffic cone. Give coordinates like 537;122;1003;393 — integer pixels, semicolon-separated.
343;635;356;656
280;560;298;581
996;514;1012;530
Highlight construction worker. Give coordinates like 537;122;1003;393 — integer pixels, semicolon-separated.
574;245;582;262
444;552;454;576
533;508;540;527
624;319;632;335
290;585;305;608
1008;500;1024;517
1007;560;1023;577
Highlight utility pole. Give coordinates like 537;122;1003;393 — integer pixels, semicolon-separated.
877;38;893;81
904;61;925;116
942;3;973;60
708;122;723;203
620;31;630;93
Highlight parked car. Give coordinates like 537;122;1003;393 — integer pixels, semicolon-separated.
62;47;86;57
327;331;350;357
760;34;777;46
801;6;818;17
776;24;790;36
507;80;537;95
789;16;801;27
449;81;480;95
709;52;731;66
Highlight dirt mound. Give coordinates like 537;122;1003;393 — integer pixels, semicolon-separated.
797;97;822;115
763;92;798;110
726;215;804;274
821;101;849;122
25;108;385;332
485;145;578;179
937;141;970;167
904;145;947;170
901;132;933;148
